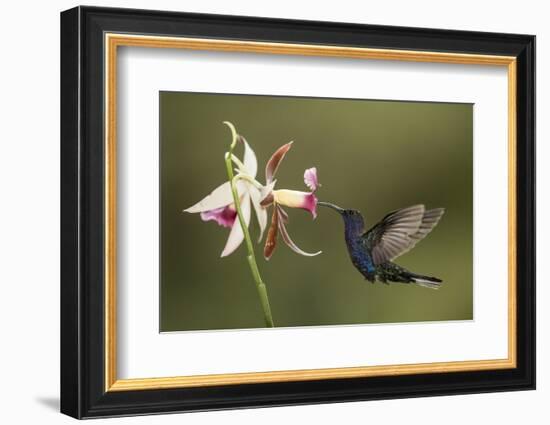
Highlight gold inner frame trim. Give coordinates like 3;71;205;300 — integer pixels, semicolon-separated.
104;33;518;392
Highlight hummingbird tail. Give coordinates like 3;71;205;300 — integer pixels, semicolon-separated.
409;273;443;289
377;263;442;289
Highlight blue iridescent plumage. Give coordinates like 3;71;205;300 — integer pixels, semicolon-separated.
319;202;445;289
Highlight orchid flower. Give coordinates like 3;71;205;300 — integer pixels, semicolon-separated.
183;137;268;257
183;122;324;327
184;129;322;261
260;143;322;260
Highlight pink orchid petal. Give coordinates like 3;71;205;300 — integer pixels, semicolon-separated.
304;167;319;191
184;180;246;213
240;136;258;178
272;189;318;218
200;205;237;228
249;185;268;242
263;209;279;260
265;142;293;184
221;193;251;257
277;207;322;257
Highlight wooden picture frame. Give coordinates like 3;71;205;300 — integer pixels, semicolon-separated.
61;5;535;419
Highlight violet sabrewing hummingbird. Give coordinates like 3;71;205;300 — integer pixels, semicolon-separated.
318;201;445;289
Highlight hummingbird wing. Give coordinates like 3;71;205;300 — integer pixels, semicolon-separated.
363;205;445;265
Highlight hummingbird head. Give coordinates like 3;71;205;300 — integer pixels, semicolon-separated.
317;202;365;235
341;209;362;218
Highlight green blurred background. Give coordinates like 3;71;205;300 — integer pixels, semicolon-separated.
159;91;473;332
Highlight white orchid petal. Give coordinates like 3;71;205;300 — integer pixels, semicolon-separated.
249;186;268;243
241;136;258;178
278;206;289;223
277;209;322;257
221;193;251;257
184;180;245;213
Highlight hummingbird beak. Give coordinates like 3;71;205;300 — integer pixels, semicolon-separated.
317;201;345;214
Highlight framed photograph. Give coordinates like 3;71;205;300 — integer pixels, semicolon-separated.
60;6;535;419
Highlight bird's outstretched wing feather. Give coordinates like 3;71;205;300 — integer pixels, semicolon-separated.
363;205;445;265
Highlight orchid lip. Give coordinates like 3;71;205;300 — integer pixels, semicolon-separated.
272;189;318;218
200;205;237;228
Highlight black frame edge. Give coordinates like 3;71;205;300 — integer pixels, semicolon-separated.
515;35;536;391
60;6;83;419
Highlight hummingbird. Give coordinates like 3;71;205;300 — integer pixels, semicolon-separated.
318;202;445;289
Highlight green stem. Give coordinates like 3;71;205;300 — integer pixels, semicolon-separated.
234;173;264;190
223;122;275;328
